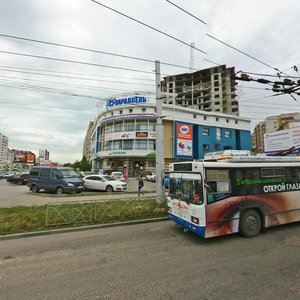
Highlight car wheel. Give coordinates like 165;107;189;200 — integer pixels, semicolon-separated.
106;185;113;193
31;184;39;193
56;187;64;194
239;209;262;238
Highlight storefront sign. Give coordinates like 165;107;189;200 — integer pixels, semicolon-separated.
106;96;147;109
136;132;148;138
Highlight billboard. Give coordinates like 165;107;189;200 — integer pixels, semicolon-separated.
264;127;300;154
175;122;193;158
14;153;36;164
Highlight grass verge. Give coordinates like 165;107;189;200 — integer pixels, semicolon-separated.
0;199;168;236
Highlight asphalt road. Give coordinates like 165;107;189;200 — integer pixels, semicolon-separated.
0;221;299;300
0;178;158;207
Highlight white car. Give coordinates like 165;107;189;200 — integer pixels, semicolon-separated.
83;175;127;192
111;171;125;181
146;173;156;182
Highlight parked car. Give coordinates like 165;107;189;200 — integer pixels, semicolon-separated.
111;171;125;181
7;173;29;185
83;175;127;192
146;173;156;182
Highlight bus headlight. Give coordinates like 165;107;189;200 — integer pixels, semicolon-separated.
191;216;199;224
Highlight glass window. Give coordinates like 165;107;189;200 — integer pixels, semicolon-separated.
203;128;209;136
136;121;148;131
225;130;231;138
142;108;146;112
261;168;285;178
148;139;155;150
105;141;112;150
216;128;221;141
286;167;300;182
105;124;112;133
129;109;133;113
124;121;135;131
203;144;210;152
135;140;147;149
113;140;122;150
169;172;203;205
40;168;50;178
149;121;155;131
123;139;133;150
114;122;123;132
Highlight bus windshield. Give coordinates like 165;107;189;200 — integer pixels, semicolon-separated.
169;172;203;204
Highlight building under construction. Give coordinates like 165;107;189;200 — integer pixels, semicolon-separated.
161;65;238;115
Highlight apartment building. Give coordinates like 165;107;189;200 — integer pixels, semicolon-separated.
0;132;8;162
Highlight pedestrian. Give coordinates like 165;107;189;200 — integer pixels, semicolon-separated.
138;175;144;196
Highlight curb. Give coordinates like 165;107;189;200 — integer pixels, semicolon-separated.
0;217;170;240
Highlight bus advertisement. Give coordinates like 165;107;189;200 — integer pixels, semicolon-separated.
167;150;300;238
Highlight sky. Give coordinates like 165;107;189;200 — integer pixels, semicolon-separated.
0;0;299;163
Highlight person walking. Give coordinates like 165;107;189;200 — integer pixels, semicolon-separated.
138;175;144;196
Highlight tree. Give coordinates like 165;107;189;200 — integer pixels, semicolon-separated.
63;156;91;172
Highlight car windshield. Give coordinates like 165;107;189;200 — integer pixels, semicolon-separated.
113;172;123;176
102;175;115;181
60;169;78;178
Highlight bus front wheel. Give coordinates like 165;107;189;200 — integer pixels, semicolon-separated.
239;209;262;238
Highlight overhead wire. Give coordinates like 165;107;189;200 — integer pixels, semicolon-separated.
89;0;206;54
163;1;286;75
0;69;155;87
165;0;207;25
0;50;154;74
0;65;155;82
0;33;201;71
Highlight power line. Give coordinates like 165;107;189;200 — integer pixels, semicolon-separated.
206;34;280;73
90;0;206;54
0;33;201;71
162;0;281;74
0;50;154;74
0;68;155;87
0;100;95;113
238;70;300;79
165;0;207;25
0;64;155;82
0;75;150;95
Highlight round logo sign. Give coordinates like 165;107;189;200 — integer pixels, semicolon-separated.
180;125;189;135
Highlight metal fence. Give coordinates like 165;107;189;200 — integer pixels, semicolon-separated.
45;197;167;226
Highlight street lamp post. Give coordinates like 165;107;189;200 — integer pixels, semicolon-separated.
155;60;164;204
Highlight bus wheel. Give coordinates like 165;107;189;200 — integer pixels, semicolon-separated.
31;185;39;193
56;187;63;194
239;209;262;238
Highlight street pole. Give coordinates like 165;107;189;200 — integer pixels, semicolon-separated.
155;60;164;203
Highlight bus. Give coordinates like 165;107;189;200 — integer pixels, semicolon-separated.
167;150;300;238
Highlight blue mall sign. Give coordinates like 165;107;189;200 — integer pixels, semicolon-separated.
106;96;147;109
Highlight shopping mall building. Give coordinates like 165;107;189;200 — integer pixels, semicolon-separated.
89;92;251;177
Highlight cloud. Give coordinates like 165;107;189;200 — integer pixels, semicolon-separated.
0;0;299;163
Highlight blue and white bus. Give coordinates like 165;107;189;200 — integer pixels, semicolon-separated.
167;150;300;238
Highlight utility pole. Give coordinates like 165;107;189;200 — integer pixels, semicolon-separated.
155;60;164;203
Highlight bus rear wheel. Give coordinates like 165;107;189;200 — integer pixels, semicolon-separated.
239;209;262;238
